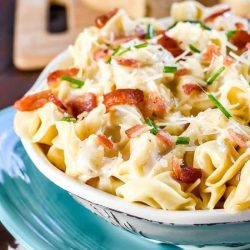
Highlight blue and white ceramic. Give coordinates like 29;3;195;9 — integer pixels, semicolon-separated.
12;49;250;249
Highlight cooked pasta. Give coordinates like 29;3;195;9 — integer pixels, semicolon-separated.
14;2;250;211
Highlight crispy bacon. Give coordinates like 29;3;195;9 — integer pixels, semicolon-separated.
235;22;244;30
176;68;190;77
201;44;221;64
157;31;184;58
93;48;109;61
203;7;231;23
172;156;202;184
223;55;234;67
140;92;168;118
125;124;150;138
156;131;174;148
98;135;113;150
14;90;66;112
116;58;143;68
66;93;97;117
47;68;79;86
228;128;250;149
103;89;144;111
230;30;250;51
182;83;202;95
95;8;119;29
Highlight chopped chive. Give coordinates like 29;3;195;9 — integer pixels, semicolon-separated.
106;46;121;63
117;47;131;56
168;21;178;30
146;24;154;39
189;44;201;53
226;30;236;39
184;20;212;30
163;66;177;73
145;118;159;135
207;94;232;119
207;66;225;85
61;116;77;123
176;136;190;145
61;76;84;88
134;42;148;49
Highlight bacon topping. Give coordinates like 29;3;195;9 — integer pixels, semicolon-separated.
176;68;190;77
203;7;231;23
156;131;174;148
125;124;150;138
14;90;66;112
98;135;113;150
157;31;184;57
95;8;119;29
103;89;144;111
116;58;143;68
93;48;109;62
235;22;244;30
140;92;168;118
47;68;79;86
230;30;250;51
223;55;234;67
172;156;202;184
201;44;221;64
66;93;97;118
228;128;250;149
182;83;202;95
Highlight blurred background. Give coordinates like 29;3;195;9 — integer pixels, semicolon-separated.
0;0;248;249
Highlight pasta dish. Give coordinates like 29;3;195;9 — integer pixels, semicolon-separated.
14;1;250;211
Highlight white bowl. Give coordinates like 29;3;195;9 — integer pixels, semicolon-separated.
21;49;250;249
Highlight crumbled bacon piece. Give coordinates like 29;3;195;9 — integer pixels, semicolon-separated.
156;131;174;148
176;68;190;77
203;7;231;23
116;58;143;68
223;55;234;67
228;128;250;149
201;44;221;64
95;8;119;28
182;83;202;95
140;92;168;118
47;68;79;86
157;31;184;57
98;135;113;150
235;22;244;30
103;89;144;111
125;124;150;138
230;30;250;51
14;90;66;112
93;48;109;62
66;93;97;117
172;156;202;184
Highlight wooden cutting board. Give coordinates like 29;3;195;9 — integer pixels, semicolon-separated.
14;0;102;70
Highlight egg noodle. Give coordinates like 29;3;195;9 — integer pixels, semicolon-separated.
14;1;250;211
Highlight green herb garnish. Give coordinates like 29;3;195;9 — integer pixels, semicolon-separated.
146;24;154;39
207;66;225;85
207;94;232;119
106;46;121;63
176;136;190;145
185;20;212;30
189;44;201;53
134;42;148;49
61;76;84;88
145;118;159;135
226;30;236;39
116;43;148;56
61;116;77;123
163;66;178;73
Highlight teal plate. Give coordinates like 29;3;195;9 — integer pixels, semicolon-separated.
0;107;178;250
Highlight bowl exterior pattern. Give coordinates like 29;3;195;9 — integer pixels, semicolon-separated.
73;195;250;249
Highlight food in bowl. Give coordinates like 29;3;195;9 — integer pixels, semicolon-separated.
14;1;250;212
